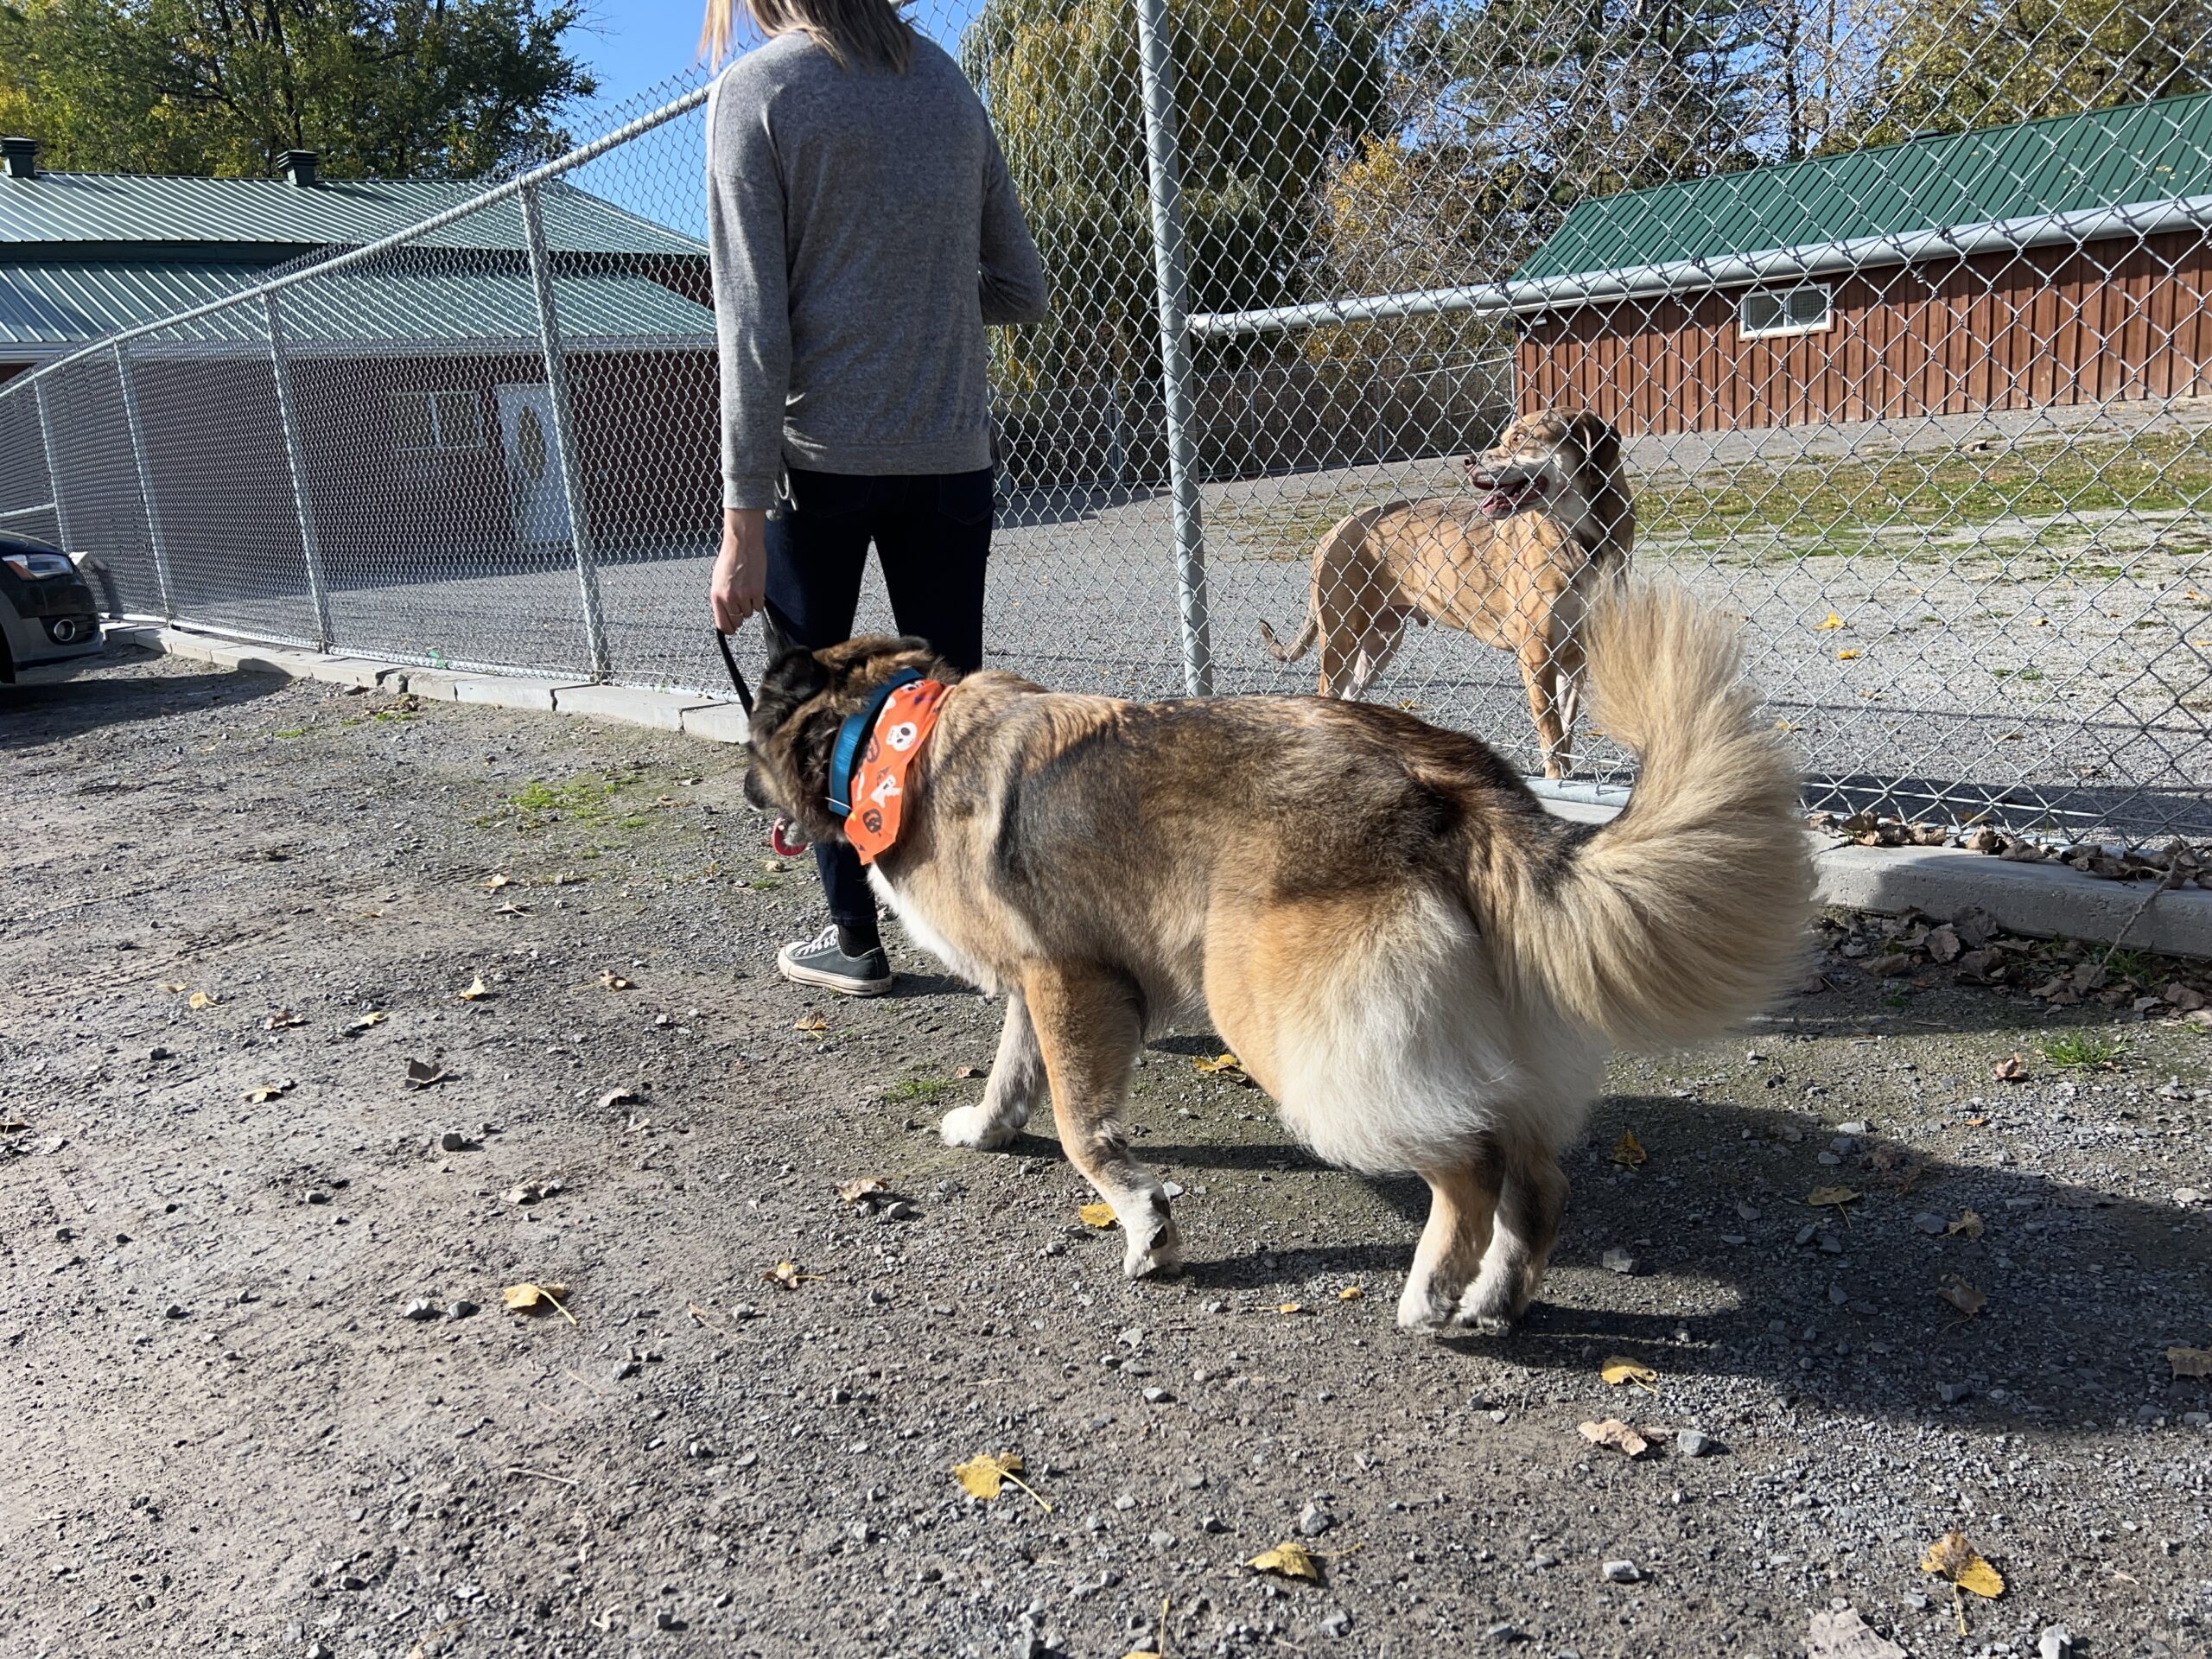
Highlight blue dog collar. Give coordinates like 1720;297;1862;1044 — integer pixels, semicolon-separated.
828;669;923;819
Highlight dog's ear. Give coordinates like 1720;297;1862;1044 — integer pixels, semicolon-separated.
760;637;830;709
760;609;799;661
1568;411;1621;474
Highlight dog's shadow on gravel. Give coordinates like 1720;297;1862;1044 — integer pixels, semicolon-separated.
1;661;284;748
1153;1090;2211;1435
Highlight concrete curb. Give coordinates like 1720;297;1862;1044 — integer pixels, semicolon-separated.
109;628;2210;957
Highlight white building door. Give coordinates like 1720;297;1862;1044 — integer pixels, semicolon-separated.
496;384;573;545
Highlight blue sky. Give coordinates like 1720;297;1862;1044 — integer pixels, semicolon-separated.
572;1;986;118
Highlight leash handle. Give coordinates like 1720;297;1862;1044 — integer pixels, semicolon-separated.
714;629;754;716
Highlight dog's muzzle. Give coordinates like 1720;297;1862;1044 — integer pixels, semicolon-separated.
770;817;810;857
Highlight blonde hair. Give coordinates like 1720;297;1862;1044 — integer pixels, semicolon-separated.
701;0;914;72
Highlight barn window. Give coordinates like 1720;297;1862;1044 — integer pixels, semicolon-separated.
1738;284;1833;339
394;390;486;452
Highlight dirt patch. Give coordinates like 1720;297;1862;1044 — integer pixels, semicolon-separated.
4;650;2209;1658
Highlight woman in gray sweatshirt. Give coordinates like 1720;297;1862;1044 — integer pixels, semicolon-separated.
703;0;1047;995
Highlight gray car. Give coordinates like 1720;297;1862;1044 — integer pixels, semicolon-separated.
0;532;104;682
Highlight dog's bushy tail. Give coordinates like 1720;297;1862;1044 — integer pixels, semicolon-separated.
1499;583;1813;1050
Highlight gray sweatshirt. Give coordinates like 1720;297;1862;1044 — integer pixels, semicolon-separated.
706;32;1048;511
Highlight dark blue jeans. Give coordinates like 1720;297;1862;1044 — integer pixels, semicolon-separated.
764;466;994;937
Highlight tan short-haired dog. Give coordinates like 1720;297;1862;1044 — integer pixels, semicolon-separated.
743;586;1810;1334
1260;410;1633;778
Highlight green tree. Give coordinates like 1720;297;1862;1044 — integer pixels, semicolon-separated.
1843;0;2212;143
961;0;1389;393
0;0;597;179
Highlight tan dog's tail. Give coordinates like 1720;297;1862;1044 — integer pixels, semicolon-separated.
1498;583;1813;1050
1257;613;1317;664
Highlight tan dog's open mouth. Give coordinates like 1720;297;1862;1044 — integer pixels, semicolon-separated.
1467;468;1546;518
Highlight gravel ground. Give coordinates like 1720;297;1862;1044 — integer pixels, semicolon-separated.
6;649;2212;1659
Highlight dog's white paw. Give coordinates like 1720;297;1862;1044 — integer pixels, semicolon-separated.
1122;1213;1182;1280
1396;1282;1455;1333
938;1103;1020;1151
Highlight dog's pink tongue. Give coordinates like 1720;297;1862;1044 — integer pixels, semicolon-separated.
770;817;809;857
1478;489;1512;517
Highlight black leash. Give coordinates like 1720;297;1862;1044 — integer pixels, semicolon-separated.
713;629;754;716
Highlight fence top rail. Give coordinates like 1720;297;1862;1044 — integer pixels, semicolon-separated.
1191;191;2212;339
0;82;712;404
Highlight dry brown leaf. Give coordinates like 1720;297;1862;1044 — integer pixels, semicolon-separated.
484;872;511;890
1937;1274;1986;1317
1806;1185;1859;1208
352;1011;387;1029
404;1058;445;1090
187;990;223;1010
497;900;532;916
793;1014;828;1033
1806;1606;1909;1659
264;1010;306;1031
1816;611;1845;631
241;1081;293;1103
1578;1417;1650;1458
1193;1052;1252;1085
836;1177;889;1205
502;1282;575;1324
761;1261;821;1290
954;1065;984;1079
1992;1053;2028;1083
595;1088;639;1110
2164;1345;2212;1378
597;971;633;991
1611;1128;1647;1168
1277;1301;1306;1316
952;1452;1051;1511
1921;1529;2004;1598
1338;1286;1364;1303
458;976;492;1002
1600;1356;1658;1390
1077;1202;1118;1229
160;981;188;994
1947;1209;1986;1239
1245;1541;1322;1581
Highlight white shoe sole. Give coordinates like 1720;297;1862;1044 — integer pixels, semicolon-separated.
777;951;892;997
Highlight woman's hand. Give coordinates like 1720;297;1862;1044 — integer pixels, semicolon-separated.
710;507;768;633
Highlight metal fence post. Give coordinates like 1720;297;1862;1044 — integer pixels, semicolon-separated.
113;341;176;621
31;378;76;553
520;180;611;682
1133;0;1212;696
264;291;334;651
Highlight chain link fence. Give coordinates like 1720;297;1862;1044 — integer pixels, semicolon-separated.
2;1;2207;848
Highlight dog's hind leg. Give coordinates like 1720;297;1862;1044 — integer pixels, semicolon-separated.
1023;961;1179;1279
1395;1151;1503;1332
1454;1141;1568;1332
940;990;1045;1151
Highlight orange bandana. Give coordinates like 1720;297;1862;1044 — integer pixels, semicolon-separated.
844;679;949;864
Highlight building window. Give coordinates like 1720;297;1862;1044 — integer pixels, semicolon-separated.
395;390;486;452
1738;284;1833;339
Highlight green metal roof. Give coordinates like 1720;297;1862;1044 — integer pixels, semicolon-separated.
0;173;705;258
0;261;714;349
1513;92;2212;283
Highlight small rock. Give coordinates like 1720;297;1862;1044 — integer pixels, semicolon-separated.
162;1303;188;1320
1794;1224;1817;1246
867;1287;892;1306
1298;1502;1334;1537
1914;1212;1946;1235
2038;1627;2075;1659
443;1300;479;1321
1141;1387;1174;1405
614;1359;641;1381
1837;1120;1871;1135
437;1131;473;1153
306;1645;334;1659
1827;1283;1848;1306
1675;1428;1722;1458
1483;1622;1522;1643
654;1609;683;1631
1319;1607;1353;1638
402;1298;438;1321
1199;1516;1228;1534
1600;1248;1638;1275
303;1190;329;1205
1600;1560;1643;1584
1818;1232;1844;1255
881;1200;916;1222
504;1184;542;1206
1529;1552;1559;1568
338;1573;368;1592
1937;1381;1973;1404
1147;1529;1175;1550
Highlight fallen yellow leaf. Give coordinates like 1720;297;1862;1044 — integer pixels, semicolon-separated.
1947;1209;1985;1238
1806;1185;1859;1207
1837;648;1862;660
2166;1346;2212;1378
241;1082;292;1103
353;1011;387;1029
1600;1356;1657;1389
1278;1301;1306;1316
1921;1529;2004;1598
793;1014;828;1033
1120;1596;1172;1659
187;990;223;1010
264;1010;306;1030
1611;1128;1647;1168
161;981;189;994
1193;1052;1250;1084
1338;1286;1364;1302
1937;1274;1986;1317
1245;1541;1322;1581
458;976;491;1001
502;1282;575;1324
761;1261;822;1290
484;872;511;889
953;1452;1052;1511
1077;1202;1118;1229
836;1177;889;1205
1816;611;1845;631
598;971;633;991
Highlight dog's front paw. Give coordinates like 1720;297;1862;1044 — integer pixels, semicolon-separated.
1451;1309;1516;1337
1122;1212;1183;1280
939;1103;1020;1151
